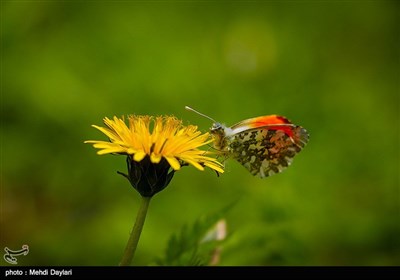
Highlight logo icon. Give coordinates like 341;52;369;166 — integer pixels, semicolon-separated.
4;245;29;265
186;106;309;178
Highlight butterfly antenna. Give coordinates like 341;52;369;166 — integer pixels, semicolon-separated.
185;106;217;123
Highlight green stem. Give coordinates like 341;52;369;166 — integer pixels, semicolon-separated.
119;196;151;266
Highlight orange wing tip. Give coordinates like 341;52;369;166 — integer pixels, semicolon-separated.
249;115;291;128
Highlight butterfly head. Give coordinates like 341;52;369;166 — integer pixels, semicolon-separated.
210;121;229;150
185;106;228;151
210;122;223;133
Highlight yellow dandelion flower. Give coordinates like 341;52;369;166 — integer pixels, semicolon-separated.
85;115;224;197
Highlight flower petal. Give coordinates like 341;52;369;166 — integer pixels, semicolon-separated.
203;161;225;173
181;158;205;171
165;156;181;170
150;153;162;164
133;151;147;162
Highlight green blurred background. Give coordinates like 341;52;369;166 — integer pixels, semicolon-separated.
1;1;399;266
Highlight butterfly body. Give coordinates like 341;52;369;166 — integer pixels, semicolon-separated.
210;115;309;178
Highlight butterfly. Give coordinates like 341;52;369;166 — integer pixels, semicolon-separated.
186;106;309;178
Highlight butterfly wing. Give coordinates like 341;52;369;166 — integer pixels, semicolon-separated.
226;116;309;178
